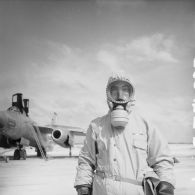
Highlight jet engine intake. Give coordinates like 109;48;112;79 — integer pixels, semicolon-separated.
51;129;70;147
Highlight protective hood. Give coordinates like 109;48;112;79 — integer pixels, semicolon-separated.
106;74;135;105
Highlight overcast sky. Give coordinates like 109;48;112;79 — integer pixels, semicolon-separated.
0;0;194;142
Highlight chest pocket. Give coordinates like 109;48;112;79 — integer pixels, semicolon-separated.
132;133;148;154
132;133;149;179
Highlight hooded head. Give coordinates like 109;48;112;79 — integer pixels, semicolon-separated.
106;74;135;128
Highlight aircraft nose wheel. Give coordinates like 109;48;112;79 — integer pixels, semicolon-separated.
13;148;27;160
13;149;20;160
21;149;27;160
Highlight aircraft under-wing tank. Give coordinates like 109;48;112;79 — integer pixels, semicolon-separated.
0;93;86;160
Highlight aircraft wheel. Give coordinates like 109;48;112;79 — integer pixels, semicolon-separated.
14;149;20;160
20;149;27;160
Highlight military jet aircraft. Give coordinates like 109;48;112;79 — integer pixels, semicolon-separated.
0;93;85;160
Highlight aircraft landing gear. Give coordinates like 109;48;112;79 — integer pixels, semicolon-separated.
13;144;27;160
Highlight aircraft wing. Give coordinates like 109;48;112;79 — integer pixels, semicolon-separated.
37;126;53;134
42;124;86;149
46;124;86;135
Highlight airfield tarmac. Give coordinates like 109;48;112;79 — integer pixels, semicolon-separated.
0;145;195;195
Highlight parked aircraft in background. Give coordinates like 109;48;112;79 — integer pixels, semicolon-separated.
0;93;86;161
47;112;85;156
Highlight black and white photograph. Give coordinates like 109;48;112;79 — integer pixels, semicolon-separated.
0;0;194;195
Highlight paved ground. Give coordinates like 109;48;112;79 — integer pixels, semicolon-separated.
0;145;195;195
174;157;195;195
0;158;78;195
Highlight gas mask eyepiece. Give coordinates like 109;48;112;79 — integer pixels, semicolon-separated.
106;75;135;129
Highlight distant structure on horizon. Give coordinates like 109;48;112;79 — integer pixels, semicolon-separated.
192;58;195;146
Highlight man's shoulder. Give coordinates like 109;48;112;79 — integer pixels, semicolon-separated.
91;113;109;126
131;109;148;122
131;109;155;132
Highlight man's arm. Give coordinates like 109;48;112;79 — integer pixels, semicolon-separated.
146;123;175;194
74;123;96;190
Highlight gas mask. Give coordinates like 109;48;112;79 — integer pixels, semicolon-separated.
106;75;135;129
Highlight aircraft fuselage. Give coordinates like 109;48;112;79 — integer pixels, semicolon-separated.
0;109;47;148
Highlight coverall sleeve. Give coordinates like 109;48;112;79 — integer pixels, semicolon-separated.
74;123;96;187
147;123;175;187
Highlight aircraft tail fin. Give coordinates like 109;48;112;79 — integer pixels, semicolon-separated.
51;112;57;126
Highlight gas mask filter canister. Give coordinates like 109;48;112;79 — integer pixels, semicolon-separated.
106;75;135;129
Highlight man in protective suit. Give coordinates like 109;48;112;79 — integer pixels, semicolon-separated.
74;74;175;195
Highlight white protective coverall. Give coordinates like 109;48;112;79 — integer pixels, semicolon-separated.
74;110;175;195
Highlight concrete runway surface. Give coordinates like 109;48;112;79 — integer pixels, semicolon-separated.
0;145;195;195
